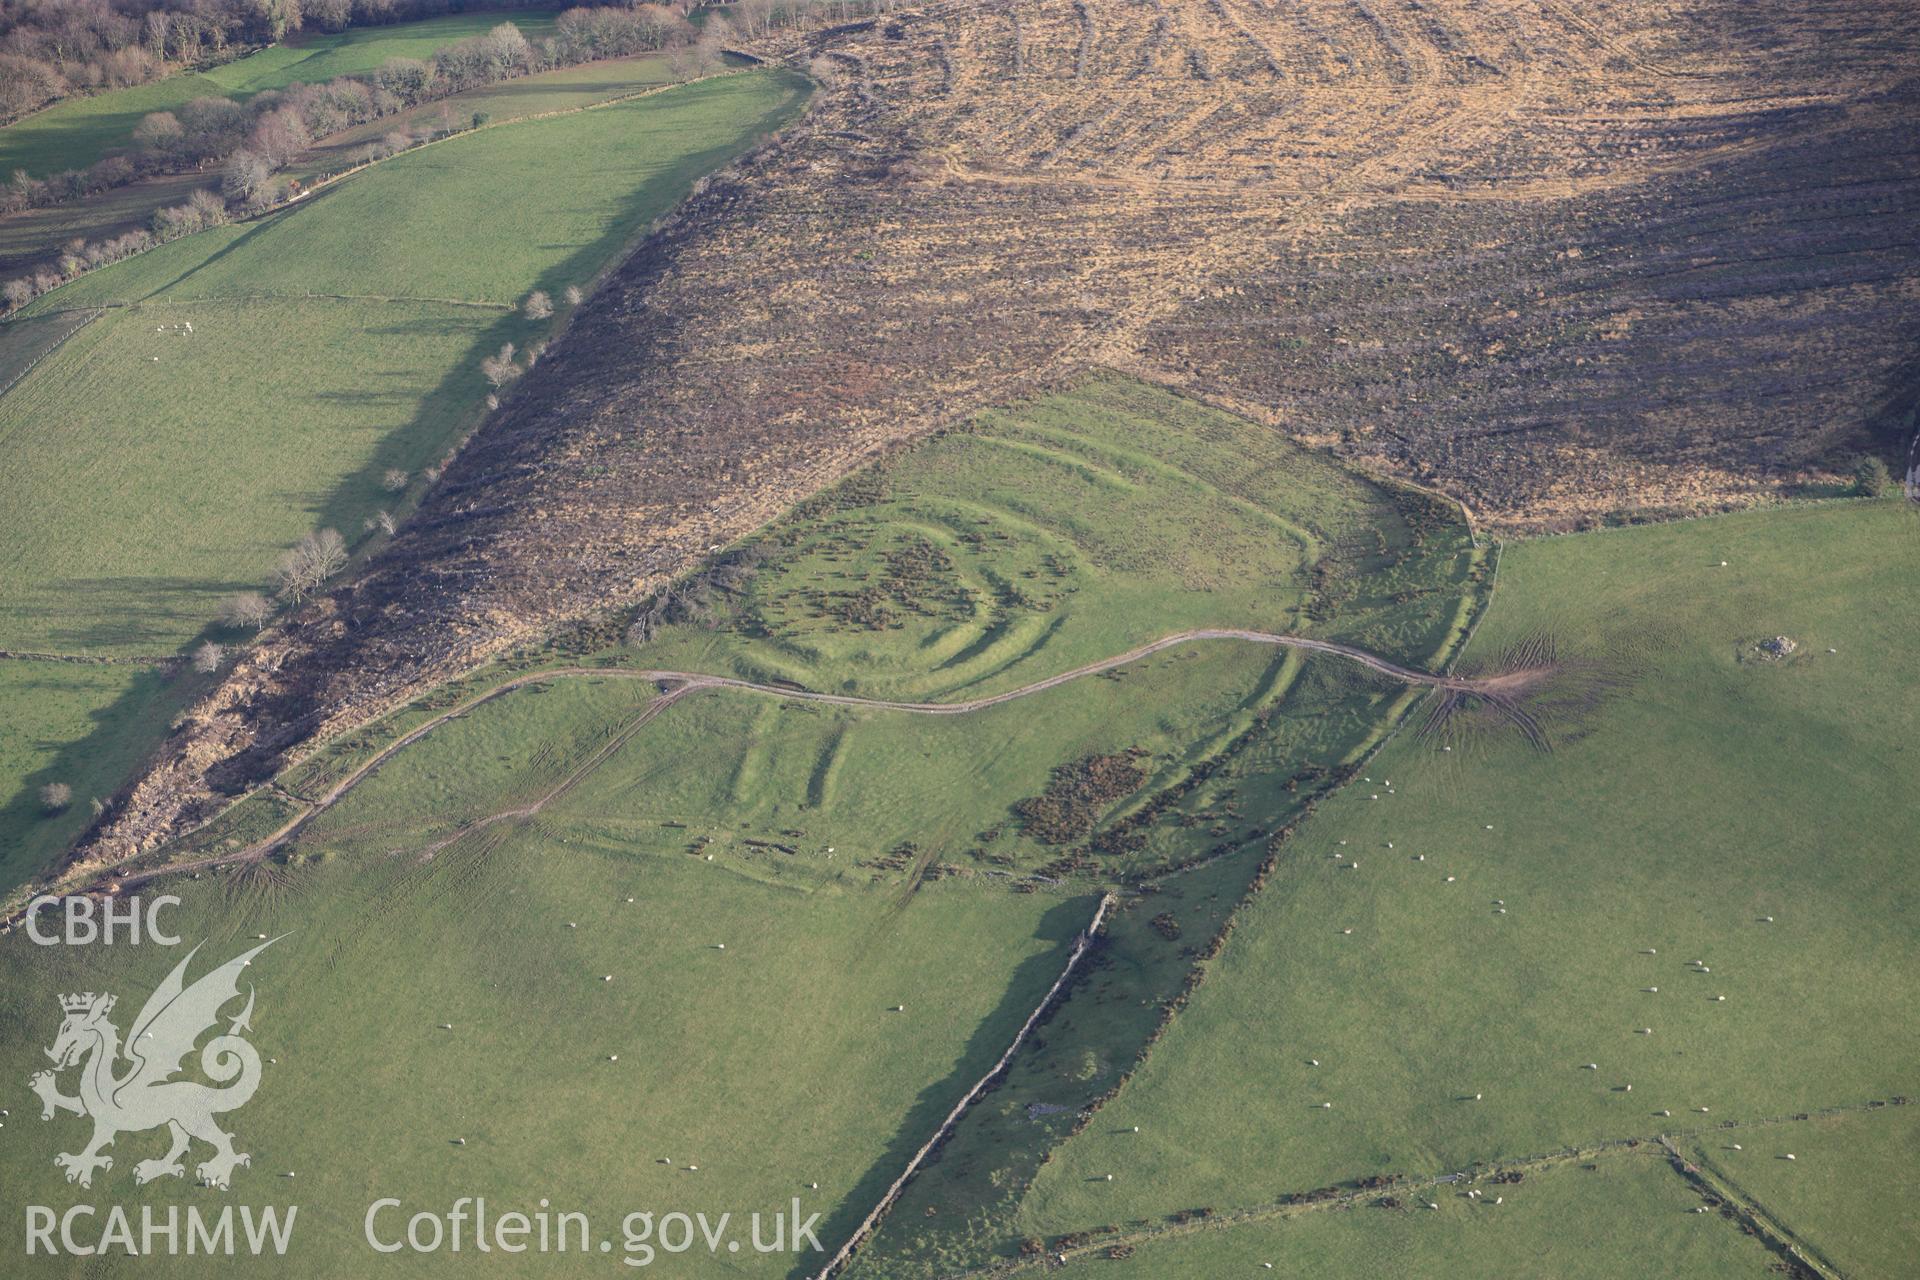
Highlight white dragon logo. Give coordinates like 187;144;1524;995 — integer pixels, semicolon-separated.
28;938;278;1190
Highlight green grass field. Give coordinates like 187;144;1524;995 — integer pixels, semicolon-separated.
0;661;187;890
1688;1107;1920;1279
1007;500;1919;1249
0;380;1494;1276
1034;1150;1778;1278
0;12;561;180
0;823;1081;1277
631;373;1487;702
0;69;808;893
297;53;677;178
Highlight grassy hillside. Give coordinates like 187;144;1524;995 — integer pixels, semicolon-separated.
0;12;561;180
0;69;809;890
1032;1150;1778;1278
1009;500;1918;1244
0;829;1080;1278
633;373;1488;702
1686;1107;1920;1279
0;374;1492;1276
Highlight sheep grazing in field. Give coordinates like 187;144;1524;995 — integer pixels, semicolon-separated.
1583;1063;1599;1070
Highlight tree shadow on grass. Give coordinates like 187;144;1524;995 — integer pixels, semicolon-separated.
787;894;1098;1280
0;662;189;895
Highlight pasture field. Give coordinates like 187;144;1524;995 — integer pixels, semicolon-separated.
1031;1150;1777;1278
1687;1107;1920;1279
0;12;561;180
0;297;498;656
631;373;1489;701
1008;500;1919;1245
291;648;1401;883
296;52;678;176
0;662;185;891
0;822;1083;1277
25;69;806;311
0;375;1494;1275
0;53;678;279
0;69;808;892
200;12;562;97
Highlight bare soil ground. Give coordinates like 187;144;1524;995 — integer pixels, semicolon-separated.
62;0;1920;876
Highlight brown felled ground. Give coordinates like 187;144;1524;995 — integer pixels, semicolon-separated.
57;0;1920;880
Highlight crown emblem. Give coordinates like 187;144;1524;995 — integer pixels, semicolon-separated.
60;992;113;1015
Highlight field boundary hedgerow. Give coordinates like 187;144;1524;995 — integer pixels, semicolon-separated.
929;1098;1907;1279
4;60;764;321
813;893;1117;1280
0;306;98;395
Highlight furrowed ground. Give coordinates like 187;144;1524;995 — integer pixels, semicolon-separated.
883;499;1913;1276
67;0;1920;880
0;69;808;891
0;378;1490;1276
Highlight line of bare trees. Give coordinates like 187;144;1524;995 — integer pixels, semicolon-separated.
0;0;559;127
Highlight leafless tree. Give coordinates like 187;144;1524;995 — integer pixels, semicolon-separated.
524;290;553;320
39;783;72;815
382;467;409;491
221;148;272;201
564;285;583;306
220;591;274;628
480;342;519;387
272;527;348;602
192;640;226;673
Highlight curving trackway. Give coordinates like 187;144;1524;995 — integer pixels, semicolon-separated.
101;629;1481;893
